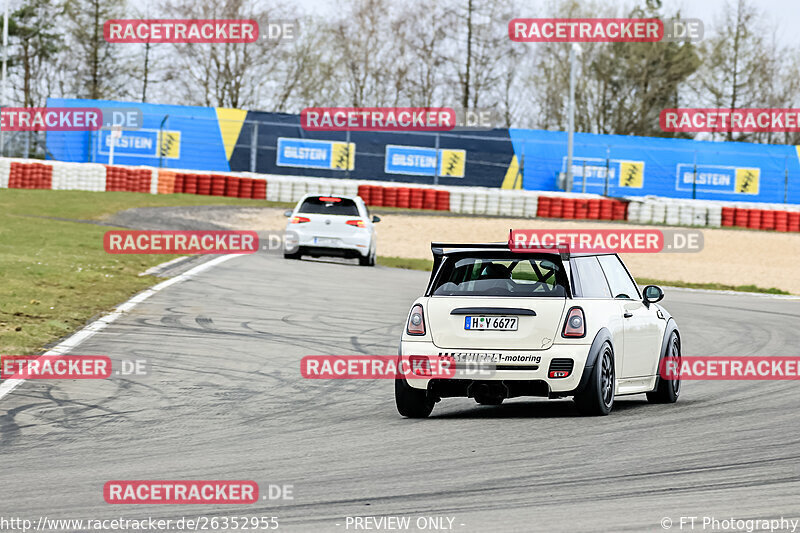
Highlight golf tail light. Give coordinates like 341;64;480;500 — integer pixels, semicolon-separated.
290;216;310;224
346;219;366;228
407;304;425;336
562;307;585;338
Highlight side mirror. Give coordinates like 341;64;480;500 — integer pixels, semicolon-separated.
284;210;293;217
372;215;381;223
642;285;664;307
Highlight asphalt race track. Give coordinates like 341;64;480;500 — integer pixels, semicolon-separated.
2;252;800;532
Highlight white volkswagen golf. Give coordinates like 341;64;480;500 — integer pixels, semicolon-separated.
283;194;379;266
396;242;681;417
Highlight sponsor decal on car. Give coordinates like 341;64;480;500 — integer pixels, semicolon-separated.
437;352;541;364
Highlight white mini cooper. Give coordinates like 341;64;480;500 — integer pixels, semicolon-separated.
396;242;681;417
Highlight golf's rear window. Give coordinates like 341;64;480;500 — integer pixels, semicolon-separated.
298;197;360;216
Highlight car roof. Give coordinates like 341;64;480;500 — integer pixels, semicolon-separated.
430;242;614;258
300;194;359;201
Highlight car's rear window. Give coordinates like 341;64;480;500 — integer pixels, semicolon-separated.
297;197;360;216
431;255;568;297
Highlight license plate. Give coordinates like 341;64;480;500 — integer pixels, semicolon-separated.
464;316;518;331
314;237;338;245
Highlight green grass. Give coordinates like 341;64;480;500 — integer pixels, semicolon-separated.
0;189;287;354
0;189;289;220
376;256;790;295
377;256;434;271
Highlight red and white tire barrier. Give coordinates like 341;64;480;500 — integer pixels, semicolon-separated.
1;157;798;232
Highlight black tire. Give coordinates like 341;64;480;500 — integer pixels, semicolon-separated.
283;250;302;260
647;331;681;404
574;342;615;416
359;249;376;266
395;378;434;418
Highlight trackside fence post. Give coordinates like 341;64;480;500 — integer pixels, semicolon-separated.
250;121;258;173
434;132;440;186
785;156;789;204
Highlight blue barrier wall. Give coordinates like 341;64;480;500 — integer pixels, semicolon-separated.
228;109;513;188
510;129;800;203
46;98;231;171
44;98;800;203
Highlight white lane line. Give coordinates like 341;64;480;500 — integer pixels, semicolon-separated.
663;286;800;300
138;256;189;277
0;254;241;401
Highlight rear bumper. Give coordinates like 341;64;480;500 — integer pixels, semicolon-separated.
400;340;592;394
285;226;372;257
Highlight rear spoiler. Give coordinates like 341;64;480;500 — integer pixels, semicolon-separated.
429;243;510;289
430;242;509;255
431;238;570;260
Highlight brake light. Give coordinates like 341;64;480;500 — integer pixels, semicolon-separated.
407;304;425;336
290;216;310;224
318;197;341;202
408;355;431;376
346;219;365;228
562;307;585;338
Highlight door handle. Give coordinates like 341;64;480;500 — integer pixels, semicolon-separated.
623;312;633;318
